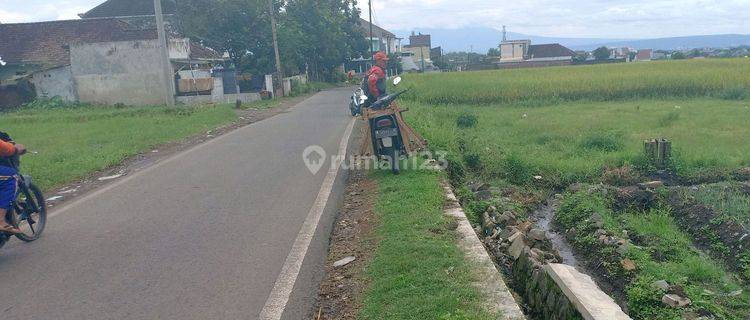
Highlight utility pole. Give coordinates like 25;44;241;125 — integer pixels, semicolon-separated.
154;0;174;106
368;0;374;58
420;46;425;72
268;0;283;97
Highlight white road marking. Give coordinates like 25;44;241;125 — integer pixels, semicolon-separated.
259;117;356;320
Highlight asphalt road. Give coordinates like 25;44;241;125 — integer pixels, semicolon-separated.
0;88;357;320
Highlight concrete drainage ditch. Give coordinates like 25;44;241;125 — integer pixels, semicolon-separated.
479;196;631;320
443;182;630;320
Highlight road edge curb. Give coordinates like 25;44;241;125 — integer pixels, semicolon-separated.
441;181;527;320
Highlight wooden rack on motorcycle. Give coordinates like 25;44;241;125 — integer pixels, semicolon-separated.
359;101;428;162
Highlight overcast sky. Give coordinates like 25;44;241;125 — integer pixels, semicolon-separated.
1;0;749;38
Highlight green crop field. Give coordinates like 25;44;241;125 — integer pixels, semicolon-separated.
400;58;750;320
407;58;750;106
402;58;750;185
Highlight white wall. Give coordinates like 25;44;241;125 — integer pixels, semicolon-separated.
30;66;76;101
71;39;172;106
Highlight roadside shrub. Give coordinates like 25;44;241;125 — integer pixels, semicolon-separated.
719;85;748;100
456;112;478;128
579;131;624;152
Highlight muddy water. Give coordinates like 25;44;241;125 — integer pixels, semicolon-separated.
532;197;581;269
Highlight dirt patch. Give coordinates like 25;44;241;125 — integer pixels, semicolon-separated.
314;169;378;320
44;95;313;211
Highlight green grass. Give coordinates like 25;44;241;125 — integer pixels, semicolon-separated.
403;58;750;106
405;98;750;185
360;169;493;320
689;183;750;226
1;103;237;190
396;57;750;319
556;190;750;320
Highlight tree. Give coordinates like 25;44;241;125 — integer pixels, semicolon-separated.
593;46;610;61
487;47;501;57
178;0;367;81
671;51;687;60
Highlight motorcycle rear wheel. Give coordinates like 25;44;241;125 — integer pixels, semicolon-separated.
12;183;47;242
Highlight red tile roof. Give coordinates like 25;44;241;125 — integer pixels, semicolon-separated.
0;18;156;67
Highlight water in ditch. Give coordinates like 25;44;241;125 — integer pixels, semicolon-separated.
531;197;581;269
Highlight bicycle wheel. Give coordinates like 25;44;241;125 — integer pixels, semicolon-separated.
12;183;47;242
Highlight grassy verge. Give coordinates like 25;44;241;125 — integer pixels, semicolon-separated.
556;189;750;320
1;103;237;190
360;168;493;320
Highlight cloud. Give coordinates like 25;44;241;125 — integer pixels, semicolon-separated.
358;0;750;38
1;0;101;23
2;0;748;38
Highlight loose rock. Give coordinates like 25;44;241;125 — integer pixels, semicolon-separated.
662;294;691;308
652;280;670;291
528;228;546;241
333;256;356;268
621;258;637;271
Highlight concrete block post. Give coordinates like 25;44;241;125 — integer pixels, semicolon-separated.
283;79;291;97
265;74;274;98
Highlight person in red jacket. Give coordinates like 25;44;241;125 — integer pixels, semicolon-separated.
0;137;25;234
364;51;389;103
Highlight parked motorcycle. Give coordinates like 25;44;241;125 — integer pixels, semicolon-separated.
367;77;409;174
349;88;366;116
0;152;47;250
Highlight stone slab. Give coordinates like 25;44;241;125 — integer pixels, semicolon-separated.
443;184;526;320
544;264;631;320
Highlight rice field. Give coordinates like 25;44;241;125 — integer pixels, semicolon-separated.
404;58;750;106
401;58;750;185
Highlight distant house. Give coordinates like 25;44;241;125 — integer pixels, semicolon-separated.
0;18;155;107
358;18;400;55
495;40;576;68
348;19;400;75
635;49;653;61
0;16;233;108
409;33;431;48
609;47;632;60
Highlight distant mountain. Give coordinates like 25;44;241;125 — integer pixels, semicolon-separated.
570;34;750;51
392;27;750;53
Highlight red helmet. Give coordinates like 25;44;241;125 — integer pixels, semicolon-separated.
373;51;389;61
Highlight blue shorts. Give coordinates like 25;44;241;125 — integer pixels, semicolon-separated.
0;166;18;211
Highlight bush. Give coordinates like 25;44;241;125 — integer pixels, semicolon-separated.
503;153;535;185
456;113;478;128
463;153;482;171
579;132;624;152
719;86;748;100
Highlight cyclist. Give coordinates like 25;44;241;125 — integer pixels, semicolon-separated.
0;133;26;234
